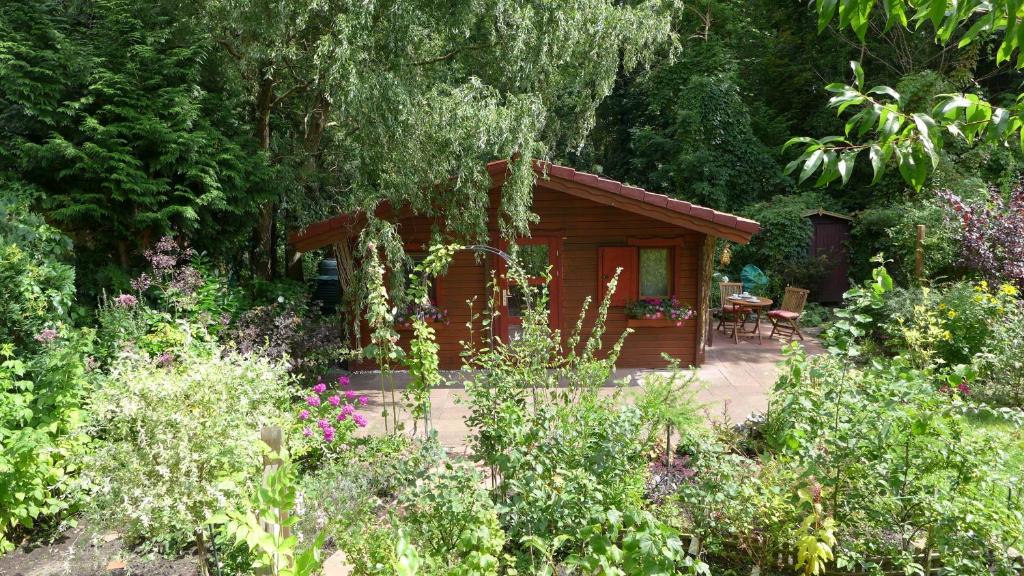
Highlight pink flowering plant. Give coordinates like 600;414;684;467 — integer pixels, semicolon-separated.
625;297;693;324
295;373;368;456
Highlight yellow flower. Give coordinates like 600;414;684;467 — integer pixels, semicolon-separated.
942;330;952;341
1000;283;1019;297
947;310;957;319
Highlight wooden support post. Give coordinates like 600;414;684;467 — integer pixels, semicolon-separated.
914;224;926;281
258;426;288;576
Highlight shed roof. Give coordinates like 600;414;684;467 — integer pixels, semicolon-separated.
801;208;853;221
289;160;760;252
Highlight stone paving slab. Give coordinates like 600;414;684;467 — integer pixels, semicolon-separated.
345;327;824;450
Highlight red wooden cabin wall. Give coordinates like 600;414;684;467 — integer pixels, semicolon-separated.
359;182;704;370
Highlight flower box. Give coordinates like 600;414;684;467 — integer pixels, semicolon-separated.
395;318;444;331
627;318;690;328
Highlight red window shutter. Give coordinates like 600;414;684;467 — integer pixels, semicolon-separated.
598;247;637;306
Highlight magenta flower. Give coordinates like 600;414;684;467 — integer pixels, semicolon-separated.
302;427;312;437
312;382;327;394
34;328;59;344
341;404;355;416
358;395;368;405
317;418;330;429
113;293;138;308
337;412;348;422
327;395;341;407
322;425;335;442
345;389;356;400
353;414;368;428
306;395;321;407
338;375;350;386
958;383;972;395
156;352;174;367
299;409;310;421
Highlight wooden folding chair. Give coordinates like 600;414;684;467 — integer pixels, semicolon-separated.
715;282;745;335
768;286;810;341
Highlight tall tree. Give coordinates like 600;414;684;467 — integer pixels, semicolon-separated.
204;0;679;277
0;0;270;279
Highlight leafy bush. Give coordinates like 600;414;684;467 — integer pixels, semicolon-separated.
974;311;1024;407
84;351;292;553
294;436;445;573
761;347;1023;574
212;450;327;576
397;462;504;575
939;182;1024;290
0;193;75;349
227;300;348;377
849;199;962;286
0;331;96;553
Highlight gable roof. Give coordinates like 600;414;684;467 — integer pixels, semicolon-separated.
801;208;854;221
289;160;759;252
488;160;759;244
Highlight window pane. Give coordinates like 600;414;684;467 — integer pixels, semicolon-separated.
639;248;670;297
515;244;549;278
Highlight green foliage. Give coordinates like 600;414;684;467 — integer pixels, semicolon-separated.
581;13;790;211
84;350;292;552
211;451;326;576
0;193;76;349
790;0;1024;191
634;361;706;458
397;462;504;576
564;508;708;576
822;257;894;357
848;200;962;285
762;346;1024;574
0;333;96;554
0;0;271;277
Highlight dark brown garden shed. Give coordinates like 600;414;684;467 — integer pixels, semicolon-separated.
803;209;852;303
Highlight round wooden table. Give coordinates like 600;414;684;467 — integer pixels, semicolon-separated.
726;296;774;344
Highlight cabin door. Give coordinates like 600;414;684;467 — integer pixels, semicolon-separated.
497;237;562;342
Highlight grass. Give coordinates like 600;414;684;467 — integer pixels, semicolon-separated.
968;412;1024;482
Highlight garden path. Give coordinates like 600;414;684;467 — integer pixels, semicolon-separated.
346;326;824;451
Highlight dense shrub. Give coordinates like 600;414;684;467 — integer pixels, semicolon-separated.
973;306;1024;408
848;200;962;285
397;463;505;575
0;193;75;349
939;182;1024;290
0;331;97;553
0;196;94;552
761;347;1023;574
84;351;292;552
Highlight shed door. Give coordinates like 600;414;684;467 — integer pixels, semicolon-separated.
598;247;637;306
810;218;850;303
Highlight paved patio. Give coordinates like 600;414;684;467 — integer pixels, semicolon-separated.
344;325;824;450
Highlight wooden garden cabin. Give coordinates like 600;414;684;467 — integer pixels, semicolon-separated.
288;160;759;369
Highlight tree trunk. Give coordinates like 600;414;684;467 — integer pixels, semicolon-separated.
284;91;332;282
253;71;276;279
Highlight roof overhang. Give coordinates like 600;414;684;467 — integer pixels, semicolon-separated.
289;159;760;252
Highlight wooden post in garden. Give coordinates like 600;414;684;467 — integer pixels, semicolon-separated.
914;225;926;282
259;426;288;576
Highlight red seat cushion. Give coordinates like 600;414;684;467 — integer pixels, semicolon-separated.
722;304;742;312
768;310;799;320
